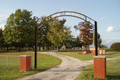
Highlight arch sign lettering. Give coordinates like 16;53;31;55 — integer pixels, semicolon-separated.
34;11;98;68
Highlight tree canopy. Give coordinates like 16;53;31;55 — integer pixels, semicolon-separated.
3;9;39;51
74;21;93;47
47;18;72;50
93;32;102;47
0;29;4;48
110;42;120;51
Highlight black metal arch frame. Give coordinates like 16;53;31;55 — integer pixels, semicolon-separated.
35;11;98;69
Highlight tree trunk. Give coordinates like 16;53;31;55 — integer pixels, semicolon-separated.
16;47;17;50
18;43;21;52
29;46;30;50
7;46;9;52
10;46;12;50
39;43;40;50
25;46;26;49
53;45;54;50
47;45;49;50
43;46;44;50
57;46;60;51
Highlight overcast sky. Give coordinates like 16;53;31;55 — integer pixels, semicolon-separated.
0;0;120;48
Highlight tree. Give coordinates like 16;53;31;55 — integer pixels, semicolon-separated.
100;44;107;48
74;21;93;48
37;16;53;50
61;25;73;47
47;18;67;50
76;36;83;47
3;9;39;52
93;32;102;47
69;36;83;48
0;28;4;50
110;42;120;51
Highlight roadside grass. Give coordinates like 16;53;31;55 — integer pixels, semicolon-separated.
59;49;82;52
0;52;61;80
56;51;120;61
59;48;118;52
37;50;53;52
76;58;120;80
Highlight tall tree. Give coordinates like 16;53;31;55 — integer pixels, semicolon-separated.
4;9;39;51
93;32;102;47
62;26;73;47
74;21;93;48
76;36;83;47
47;18;67;50
0;28;4;50
37;16;53;50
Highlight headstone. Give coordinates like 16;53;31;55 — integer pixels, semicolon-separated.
89;47;95;50
83;51;86;54
41;47;43;51
60;45;66;50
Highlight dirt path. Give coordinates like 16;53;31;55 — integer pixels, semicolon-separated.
17;51;92;80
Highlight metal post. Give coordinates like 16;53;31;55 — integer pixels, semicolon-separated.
35;26;37;69
95;21;98;56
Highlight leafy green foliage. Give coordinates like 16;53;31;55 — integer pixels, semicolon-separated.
47;18;64;47
3;9;39;51
0;29;4;48
93;32;102;47
63;26;73;46
110;42;120;51
69;36;83;48
46;18;72;50
37;16;52;50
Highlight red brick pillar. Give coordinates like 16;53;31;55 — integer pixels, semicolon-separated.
20;55;32;72
103;50;106;54
94;56;106;79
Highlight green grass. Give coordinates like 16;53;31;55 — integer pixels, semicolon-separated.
37;49;54;52
0;52;61;80
56;51;120;61
59;49;82;52
76;59;120;80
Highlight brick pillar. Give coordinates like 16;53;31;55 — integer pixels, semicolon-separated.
20;55;32;72
94;56;106;79
103;50;106;54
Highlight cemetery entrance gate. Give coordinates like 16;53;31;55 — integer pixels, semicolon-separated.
35;11;98;69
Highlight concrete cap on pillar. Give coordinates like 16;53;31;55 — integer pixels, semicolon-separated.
94;56;106;58
20;55;32;57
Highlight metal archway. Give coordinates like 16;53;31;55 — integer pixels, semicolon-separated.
35;11;98;69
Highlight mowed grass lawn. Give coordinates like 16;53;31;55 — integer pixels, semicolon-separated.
56;51;120;61
76;58;120;80
0;52;61;80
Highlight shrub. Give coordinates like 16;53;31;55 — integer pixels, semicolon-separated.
110;42;120;51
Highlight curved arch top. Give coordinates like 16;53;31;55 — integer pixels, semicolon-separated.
50;11;95;21
37;11;95;29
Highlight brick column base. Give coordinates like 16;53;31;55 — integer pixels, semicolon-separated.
20;55;32;72
94;56;106;79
